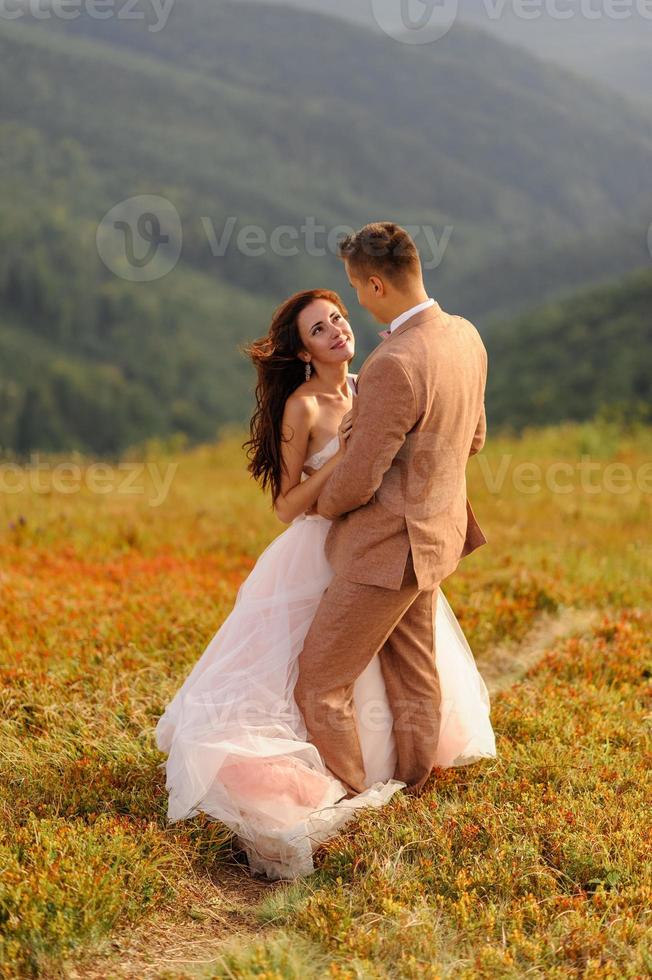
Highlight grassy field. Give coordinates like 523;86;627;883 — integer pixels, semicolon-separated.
1;419;651;978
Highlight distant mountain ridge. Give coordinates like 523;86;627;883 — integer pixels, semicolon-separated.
23;0;652;233
248;0;652;103
9;1;652;277
1;1;651;454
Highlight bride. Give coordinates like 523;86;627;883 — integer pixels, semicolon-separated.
155;288;496;880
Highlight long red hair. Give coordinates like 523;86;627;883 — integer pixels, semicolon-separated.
242;289;350;505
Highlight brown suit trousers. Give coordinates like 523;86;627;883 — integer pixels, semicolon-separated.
294;549;441;796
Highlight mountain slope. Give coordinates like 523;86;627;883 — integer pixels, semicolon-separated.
23;0;652;239
10;1;652;310
249;0;652;103
485;267;652;429
1;4;651;454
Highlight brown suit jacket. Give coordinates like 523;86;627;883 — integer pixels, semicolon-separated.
316;301;487;590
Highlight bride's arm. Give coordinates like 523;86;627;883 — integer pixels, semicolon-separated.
273;395;345;525
276;449;345;524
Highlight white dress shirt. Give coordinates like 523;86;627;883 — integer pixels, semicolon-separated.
389;297;435;333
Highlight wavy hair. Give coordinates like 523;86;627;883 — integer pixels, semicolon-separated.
242;289;350;506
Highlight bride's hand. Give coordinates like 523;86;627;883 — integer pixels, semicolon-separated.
338;410;353;452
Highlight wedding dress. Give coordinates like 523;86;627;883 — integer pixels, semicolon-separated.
155;375;496;880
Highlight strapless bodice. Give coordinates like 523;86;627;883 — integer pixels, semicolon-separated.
296;436;340;524
303;434;340;472
294;374;356;523
301;373;357;475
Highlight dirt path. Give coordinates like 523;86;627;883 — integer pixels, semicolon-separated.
481;606;601;696
67;605;601;979
65;862;282;980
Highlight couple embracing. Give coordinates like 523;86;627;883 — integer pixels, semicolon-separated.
156;222;496;880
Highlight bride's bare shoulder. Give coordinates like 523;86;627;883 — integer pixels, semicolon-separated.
286;382;318;404
284;385;319;421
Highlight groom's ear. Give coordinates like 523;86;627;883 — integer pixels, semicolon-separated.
369;275;384;296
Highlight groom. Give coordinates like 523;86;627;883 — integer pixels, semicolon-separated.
294;221;488;798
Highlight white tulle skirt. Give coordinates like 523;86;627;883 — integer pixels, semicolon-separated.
155;514;496;879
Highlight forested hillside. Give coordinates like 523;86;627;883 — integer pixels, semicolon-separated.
486;268;652;429
1;2;651;455
252;0;652;103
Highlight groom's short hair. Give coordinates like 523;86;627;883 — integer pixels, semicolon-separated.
338;222;421;284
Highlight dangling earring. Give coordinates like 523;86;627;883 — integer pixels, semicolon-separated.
305;361;312;381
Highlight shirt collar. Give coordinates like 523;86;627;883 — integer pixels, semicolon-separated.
389;297;436;333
